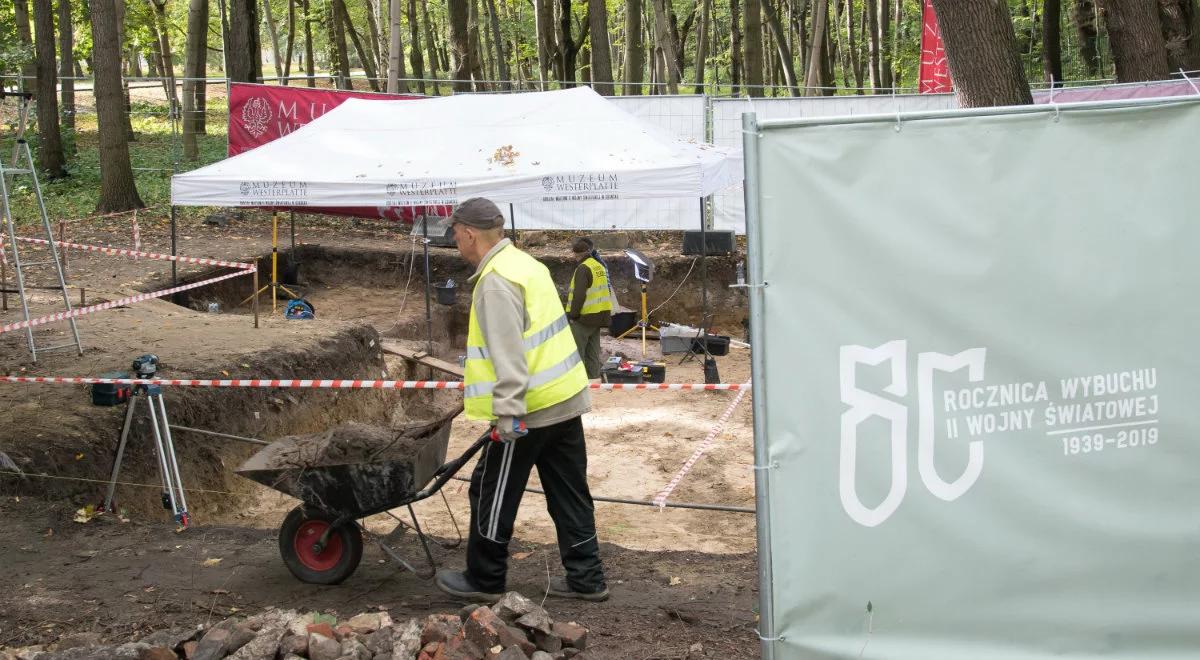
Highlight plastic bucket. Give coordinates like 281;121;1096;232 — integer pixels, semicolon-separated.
434;282;457;306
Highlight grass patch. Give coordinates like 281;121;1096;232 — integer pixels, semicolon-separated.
1;99;229;226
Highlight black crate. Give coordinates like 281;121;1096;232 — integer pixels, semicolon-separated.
682;230;735;256
601;367;644;384
636;361;667;383
691;334;730;357
609;310;637;336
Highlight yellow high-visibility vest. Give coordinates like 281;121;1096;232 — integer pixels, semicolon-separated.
464;244;588;421
566;257;614;316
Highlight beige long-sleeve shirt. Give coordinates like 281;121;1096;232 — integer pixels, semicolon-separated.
469;239;591;429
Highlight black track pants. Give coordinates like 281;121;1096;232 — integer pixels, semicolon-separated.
465;415;606;593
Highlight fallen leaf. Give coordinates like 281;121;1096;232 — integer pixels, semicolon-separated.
221;370;230;377
511;551;533;560
202;557;222;567
669;576;682;586
211;588;230;595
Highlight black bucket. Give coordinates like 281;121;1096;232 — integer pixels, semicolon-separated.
434;281;457;306
703;358;721;385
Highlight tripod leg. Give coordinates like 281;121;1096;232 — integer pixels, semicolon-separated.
103;396;139;512
155;393;190;526
145;394;179;519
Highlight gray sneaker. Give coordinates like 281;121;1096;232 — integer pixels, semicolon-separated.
547;576;610;602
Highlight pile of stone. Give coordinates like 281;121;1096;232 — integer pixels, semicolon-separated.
1;592;590;660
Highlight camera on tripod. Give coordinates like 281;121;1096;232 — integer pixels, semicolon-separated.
131;354;159;378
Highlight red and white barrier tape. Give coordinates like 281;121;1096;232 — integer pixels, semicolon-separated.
652;387;749;509
0;377;751;391
0;268;253;334
12;236;255;270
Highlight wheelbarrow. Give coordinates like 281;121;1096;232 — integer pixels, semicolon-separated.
236;412;489;585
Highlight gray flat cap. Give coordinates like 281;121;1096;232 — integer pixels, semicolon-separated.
450;197;506;229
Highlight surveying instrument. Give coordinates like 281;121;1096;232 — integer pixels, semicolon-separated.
102;354;190;529
615;249;657;357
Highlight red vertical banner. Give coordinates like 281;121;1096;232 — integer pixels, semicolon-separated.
919;0;952;94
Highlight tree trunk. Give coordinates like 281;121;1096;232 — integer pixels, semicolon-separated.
865;0;880;89
485;0;510;89
422;0;442;88
263;0;285;78
1072;0;1100;77
328;0;352;87
387;0;411;91
469;0;487;86
229;0;263;82
32;0;67;178
1096;0;1171;81
845;0;863;90
340;0;382;90
744;0;765;95
891;0;902;85
651;0;680;91
14;0;36;87
624;0;645;93
90;0;144;211
929;0;1033;106
364;0;387;81
730;0;744;94
448;0;472;90
58;0;75;137
590;0;615;93
147;0;181;113
803;0;827;94
1158;0;1200;72
878;0;892;89
761;0;798;93
184;0;207;159
303;0;316;85
1043;0;1064;84
281;0;295;83
693;0;711;93
406;0;425;91
559;0;578;86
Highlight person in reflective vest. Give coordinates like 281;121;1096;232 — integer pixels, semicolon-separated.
435;197;609;604
565;237;614;380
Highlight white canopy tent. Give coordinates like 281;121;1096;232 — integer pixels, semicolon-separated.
170;87;742;210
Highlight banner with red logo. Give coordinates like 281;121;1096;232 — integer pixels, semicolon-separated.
918;0;952;94
227;83;445;221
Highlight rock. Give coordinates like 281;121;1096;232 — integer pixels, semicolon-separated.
560;649;581;658
278;634;308;658
363;628;393;656
486;646;528;660
340;638;371;660
521;231;547;248
514;610;553;636
308;623;337;641
419;615;461;647
54;633;103;651
288;613;319;637
389;619;422;660
281;656;306;660
226;624;258;654
491;594;538;623
531;630;561;654
334;626;355;642
464;608;534;658
589;232;632;250
192;621;241;660
40;642;151;660
13;647;44;660
416;642;441;660
440;634;485;660
348;613;393;635
550;624;586;651
688;642;704;656
309;633;343;660
181;641;198;659
457;604;480;623
530;653;554;660
138;628;198;650
227;620;290;660
136;649;177;660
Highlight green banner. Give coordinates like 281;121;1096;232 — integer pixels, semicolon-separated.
748;99;1200;659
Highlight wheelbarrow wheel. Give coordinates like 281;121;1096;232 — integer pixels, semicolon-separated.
279;506;363;585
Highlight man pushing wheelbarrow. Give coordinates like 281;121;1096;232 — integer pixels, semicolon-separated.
435;198;609;603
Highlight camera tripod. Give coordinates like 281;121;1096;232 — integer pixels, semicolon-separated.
102;382;190;529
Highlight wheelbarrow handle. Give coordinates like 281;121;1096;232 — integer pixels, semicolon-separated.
411;431;492;502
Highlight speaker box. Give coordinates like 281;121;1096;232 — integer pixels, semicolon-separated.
682;230;735;256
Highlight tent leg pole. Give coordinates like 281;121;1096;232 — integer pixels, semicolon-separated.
422;217;434;358
508;203;516;242
290;211;296;252
699;197;708;331
170;206;177;288
252;267;259;329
